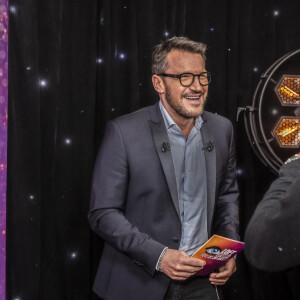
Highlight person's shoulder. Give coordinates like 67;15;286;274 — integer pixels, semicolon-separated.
109;104;154;128
202;110;232;127
280;156;300;177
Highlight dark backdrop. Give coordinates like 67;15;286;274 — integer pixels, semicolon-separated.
7;0;300;299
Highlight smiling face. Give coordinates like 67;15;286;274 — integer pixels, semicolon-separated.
153;50;208;123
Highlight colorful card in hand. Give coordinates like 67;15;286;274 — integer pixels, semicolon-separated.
191;234;244;276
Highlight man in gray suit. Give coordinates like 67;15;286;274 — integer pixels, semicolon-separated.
88;36;239;300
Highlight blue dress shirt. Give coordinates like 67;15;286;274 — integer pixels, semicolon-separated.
159;101;208;256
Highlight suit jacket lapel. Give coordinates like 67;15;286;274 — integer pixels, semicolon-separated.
148;103;180;218
201;112;216;237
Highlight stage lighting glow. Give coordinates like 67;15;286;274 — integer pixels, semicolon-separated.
238;49;300;173
274;117;300;147
276;76;300;105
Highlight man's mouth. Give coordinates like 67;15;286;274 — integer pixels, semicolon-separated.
183;93;204;101
184;95;201;100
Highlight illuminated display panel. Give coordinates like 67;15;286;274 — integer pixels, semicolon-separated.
274;117;300;148
276;75;300;105
239;49;300;174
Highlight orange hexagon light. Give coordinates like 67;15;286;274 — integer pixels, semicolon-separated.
273;117;300;147
276;75;300;105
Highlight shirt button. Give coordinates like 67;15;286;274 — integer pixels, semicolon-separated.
172;237;179;243
185;197;189;201
184;222;188;227
185;170;189;175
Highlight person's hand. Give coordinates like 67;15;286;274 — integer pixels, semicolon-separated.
209;257;236;285
160;249;206;280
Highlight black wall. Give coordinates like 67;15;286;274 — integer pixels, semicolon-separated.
7;0;300;299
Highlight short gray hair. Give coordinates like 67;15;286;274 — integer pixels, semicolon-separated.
152;36;207;75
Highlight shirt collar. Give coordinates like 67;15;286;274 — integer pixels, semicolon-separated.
159;100;203;131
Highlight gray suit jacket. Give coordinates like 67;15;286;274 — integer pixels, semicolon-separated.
88;103;239;300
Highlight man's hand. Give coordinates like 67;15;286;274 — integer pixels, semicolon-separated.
160;249;206;281
209;258;236;285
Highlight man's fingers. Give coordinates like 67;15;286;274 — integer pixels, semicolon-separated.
210;279;228;285
216;269;232;278
177;254;206;268
184;257;206;267
210;258;236;278
160;249;206;280
167;263;204;277
210;269;232;281
168;251;206;269
209;258;236;286
209;273;230;285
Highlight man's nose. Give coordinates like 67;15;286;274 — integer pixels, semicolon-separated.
189;76;204;92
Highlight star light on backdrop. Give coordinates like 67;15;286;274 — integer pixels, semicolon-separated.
236;169;243;176
0;1;8;299
9;5;16;14
64;138;72;145
119;53;126;60
39;79;47;87
238;49;300;173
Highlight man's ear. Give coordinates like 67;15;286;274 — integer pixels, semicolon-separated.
152;75;165;94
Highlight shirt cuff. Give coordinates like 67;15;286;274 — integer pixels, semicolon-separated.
155;247;168;271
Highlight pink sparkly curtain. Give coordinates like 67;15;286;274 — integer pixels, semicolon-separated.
0;0;8;299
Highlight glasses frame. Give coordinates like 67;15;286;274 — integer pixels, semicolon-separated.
159;72;213;87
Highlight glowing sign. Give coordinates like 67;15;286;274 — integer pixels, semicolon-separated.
274;117;300;148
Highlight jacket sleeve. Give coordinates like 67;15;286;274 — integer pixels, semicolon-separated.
244;159;300;271
88;120;165;276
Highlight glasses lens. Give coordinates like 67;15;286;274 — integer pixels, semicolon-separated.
199;73;210;85
180;73;194;86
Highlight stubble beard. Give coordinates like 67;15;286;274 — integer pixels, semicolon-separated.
165;88;207;119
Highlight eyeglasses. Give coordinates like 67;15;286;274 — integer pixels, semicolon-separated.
159;72;212;87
